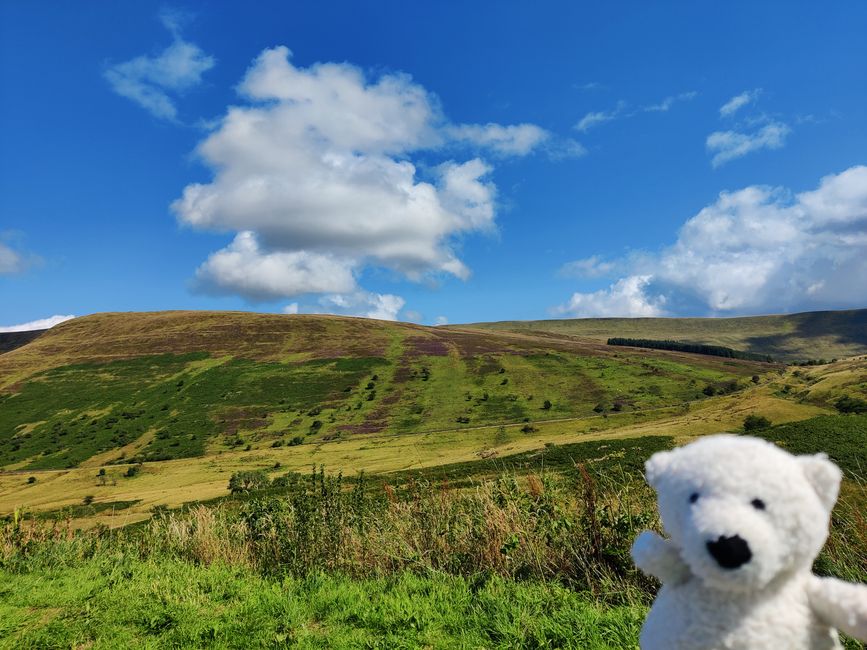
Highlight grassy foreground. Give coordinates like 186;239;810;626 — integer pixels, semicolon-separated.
0;558;644;649
2;421;865;648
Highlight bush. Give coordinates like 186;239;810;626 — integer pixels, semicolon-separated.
542;400;552;410
26;476;36;484
125;464;141;478
228;470;270;494
835;396;867;414
82;495;95;506
289;436;305;446
743;414;772;431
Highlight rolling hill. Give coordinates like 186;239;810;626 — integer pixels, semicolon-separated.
3;308;865;526
464;308;867;362
0;311;771;472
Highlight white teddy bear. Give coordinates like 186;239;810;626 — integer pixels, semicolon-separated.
632;434;867;649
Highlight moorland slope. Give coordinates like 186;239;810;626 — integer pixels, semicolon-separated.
465;308;867;362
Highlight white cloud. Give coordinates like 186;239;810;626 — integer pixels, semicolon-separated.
282;303;299;315
555;275;666;318
446;123;549;156
317;291;406;321
104;12;214;121
194;231;357;300
720;89;762;118
0;314;76;333
403;310;423;323
559;255;617;278
434;315;449;326
555;165;867;316
643;91;697;113
575;93;696;132
706;121;790;167
176;45;563;304
574;102;626;132
0;242;25;274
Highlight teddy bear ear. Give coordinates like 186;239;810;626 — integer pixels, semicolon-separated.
798;453;842;511
644;450;673;488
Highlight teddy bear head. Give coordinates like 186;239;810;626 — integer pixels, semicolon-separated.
645;434;841;592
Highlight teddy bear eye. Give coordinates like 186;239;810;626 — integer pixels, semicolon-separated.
689;492;700;504
751;498;766;510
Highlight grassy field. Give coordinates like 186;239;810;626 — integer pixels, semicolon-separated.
1;310;865;648
1;418;864;648
0;557;646;649
0;383;827;526
465;308;867;362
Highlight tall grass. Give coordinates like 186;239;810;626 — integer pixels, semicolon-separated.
2;466;865;603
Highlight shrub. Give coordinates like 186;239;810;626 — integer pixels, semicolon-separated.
743;414;772;431
228;470;270;494
26;476;36;484
542;400;552;410
83;495;95;506
835;396;867;414
289;436;305;446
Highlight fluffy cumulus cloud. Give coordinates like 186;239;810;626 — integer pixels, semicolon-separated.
104;10;214;121
175;46;566;315
194;231;356;299
556;165;867;317
0;314;76;333
706;121;790;167
317;292;406;321
555;275;665;318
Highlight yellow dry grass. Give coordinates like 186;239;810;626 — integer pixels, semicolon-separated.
0;383;828;528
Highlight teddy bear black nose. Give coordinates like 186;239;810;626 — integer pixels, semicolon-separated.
706;534;752;569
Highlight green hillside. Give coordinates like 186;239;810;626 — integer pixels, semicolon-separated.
0;311;769;471
463;308;867;362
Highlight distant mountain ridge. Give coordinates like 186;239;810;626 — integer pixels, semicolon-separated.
462;309;867;362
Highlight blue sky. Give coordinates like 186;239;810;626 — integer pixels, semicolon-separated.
2;1;866;330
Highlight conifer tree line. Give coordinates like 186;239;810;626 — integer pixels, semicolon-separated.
606;338;773;363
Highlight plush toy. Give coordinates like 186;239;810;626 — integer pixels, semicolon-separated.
632;434;867;649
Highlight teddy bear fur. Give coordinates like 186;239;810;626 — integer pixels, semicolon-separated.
632;434;867;650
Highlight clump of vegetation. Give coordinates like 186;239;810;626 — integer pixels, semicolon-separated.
743;414;772;431
228;470;270;494
835;396;867;414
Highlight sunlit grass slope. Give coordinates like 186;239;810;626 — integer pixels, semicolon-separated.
0;311;770;472
464;308;867;362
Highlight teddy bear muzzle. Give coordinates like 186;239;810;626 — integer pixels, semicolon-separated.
706;534;753;569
